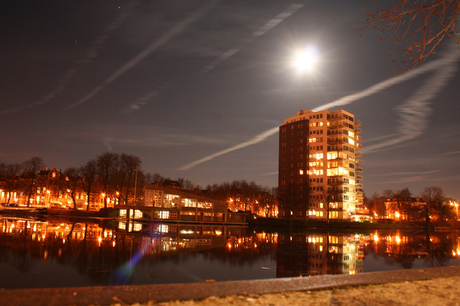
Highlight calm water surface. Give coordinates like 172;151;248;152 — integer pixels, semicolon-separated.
1;216;459;289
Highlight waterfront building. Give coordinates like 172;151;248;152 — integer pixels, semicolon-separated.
119;183;246;224
383;196;426;221
278;109;363;220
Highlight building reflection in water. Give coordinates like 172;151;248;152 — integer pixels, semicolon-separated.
1;216;460;288
276;232;365;277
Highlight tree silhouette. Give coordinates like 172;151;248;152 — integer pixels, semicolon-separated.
21;157;46;207
64;167;80;210
79;160;98;210
361;0;460;72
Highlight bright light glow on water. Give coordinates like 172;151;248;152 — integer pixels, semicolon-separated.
1;218;460;289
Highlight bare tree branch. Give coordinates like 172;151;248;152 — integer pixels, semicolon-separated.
359;0;460;72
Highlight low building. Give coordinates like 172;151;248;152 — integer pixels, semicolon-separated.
384;197;426;221
119;184;246;224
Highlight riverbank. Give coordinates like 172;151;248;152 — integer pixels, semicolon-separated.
1;266;459;306
2;208;457;231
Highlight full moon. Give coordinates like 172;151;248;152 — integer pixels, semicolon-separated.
295;46;319;71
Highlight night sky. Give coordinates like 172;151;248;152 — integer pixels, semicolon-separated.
2;1;460;200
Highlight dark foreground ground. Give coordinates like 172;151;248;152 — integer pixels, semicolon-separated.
2;266;460;306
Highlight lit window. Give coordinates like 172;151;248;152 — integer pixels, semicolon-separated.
181;198;197;207
160;224;169;233
133;223;142;231
164;194;180;208
134;210;143;219
159;211;170;219
198;202;212;209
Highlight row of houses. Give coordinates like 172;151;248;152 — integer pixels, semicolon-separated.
381;197;458;222
0;166;252;224
0;166;126;209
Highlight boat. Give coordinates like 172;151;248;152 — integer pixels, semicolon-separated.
0;203;47;214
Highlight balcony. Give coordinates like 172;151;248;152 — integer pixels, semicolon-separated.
355;159;363;165
327;137;344;145
327;121;344;129
327;114;345;121
327;129;343;135
327;145;344;152
356;167;363;172
355;127;362;134
355;143;363;149
356;175;363;181
355;135;362;142
355;151;363;157
356;183;363;189
327;180;344;186
355;120;362;127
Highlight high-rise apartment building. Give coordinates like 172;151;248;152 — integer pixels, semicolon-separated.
278;109;363;220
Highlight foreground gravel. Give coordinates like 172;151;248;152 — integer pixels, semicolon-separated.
118;276;460;306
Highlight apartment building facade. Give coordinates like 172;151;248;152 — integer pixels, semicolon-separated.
278;109;363;220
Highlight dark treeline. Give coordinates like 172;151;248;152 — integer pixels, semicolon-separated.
147;172;277;200
364;186;457;224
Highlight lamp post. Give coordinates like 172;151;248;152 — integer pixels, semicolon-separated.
450;201;459;221
456;203;459;221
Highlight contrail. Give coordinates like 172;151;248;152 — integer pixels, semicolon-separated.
363;47;460;153
202;3;304;72
312;43;460;112
178;127;279;170
179;42;460;170
1;4;135;116
66;1;218;110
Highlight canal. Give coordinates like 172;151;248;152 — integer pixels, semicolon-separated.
1;216;459;289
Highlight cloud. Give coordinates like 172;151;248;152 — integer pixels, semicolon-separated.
66;1;218;110
363;45;460;153
178;42;460;171
374;174;460;185
96;125;230;150
370;170;441;177
1;4;135;116
362;133;398;144
311;44;460;112
121;90;159;113
440;150;460;156
202;3;304;72
103;137;114;152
